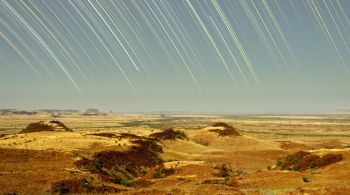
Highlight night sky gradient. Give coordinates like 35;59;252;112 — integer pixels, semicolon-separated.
0;0;350;113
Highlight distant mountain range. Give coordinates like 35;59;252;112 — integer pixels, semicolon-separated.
0;109;107;116
38;109;80;113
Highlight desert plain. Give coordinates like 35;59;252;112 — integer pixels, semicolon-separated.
0;112;350;194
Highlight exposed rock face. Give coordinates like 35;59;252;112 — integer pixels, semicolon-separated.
277;150;343;171
74;139;163;186
20;120;72;133
149;128;187;141
50;178;124;194
209;122;240;137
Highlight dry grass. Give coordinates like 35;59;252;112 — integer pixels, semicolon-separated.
0;114;350;194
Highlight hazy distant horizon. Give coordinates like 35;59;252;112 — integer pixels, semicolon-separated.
2;107;350;115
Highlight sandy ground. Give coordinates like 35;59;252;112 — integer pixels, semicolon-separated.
0;113;349;194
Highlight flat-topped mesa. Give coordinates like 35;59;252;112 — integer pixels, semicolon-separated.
82;108;106;116
0;109;37;115
20;120;72;133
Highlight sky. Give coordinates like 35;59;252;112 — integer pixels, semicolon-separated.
0;0;350;114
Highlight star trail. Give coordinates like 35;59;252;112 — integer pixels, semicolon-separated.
1;0;350;112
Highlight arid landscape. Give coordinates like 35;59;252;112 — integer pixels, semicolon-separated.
1;111;349;194
2;0;350;194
